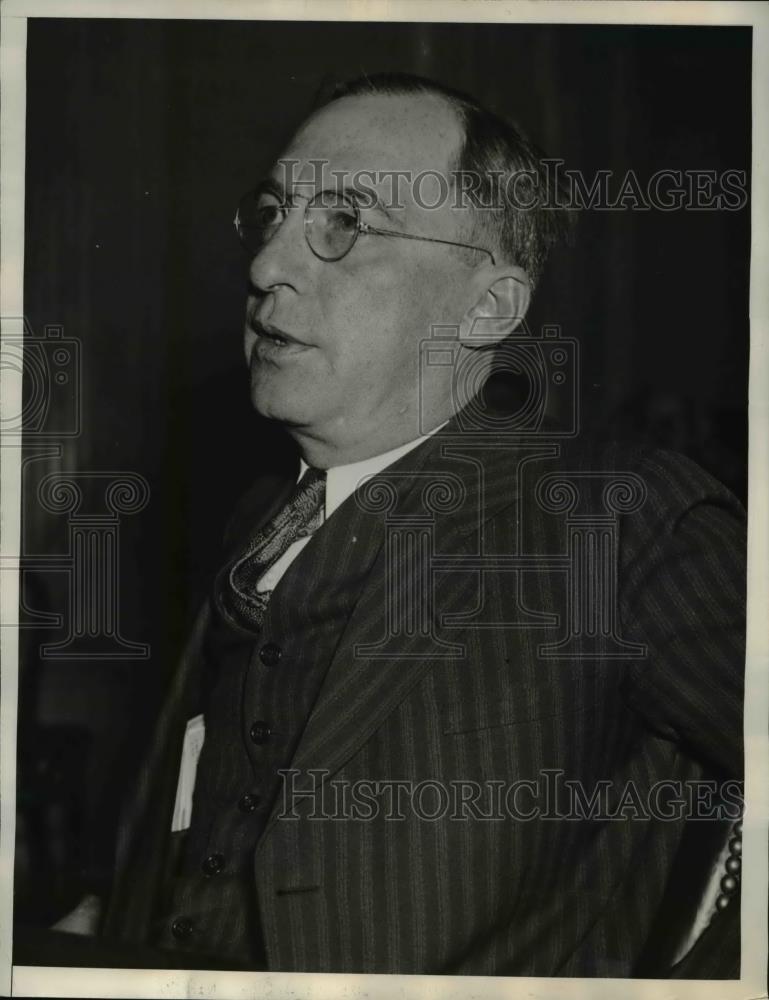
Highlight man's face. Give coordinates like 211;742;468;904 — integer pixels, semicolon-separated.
243;92;490;459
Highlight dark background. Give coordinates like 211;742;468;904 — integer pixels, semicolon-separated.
15;18;751;925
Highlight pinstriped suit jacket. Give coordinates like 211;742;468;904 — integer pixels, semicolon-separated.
104;418;745;977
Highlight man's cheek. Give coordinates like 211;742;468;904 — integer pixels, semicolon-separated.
342;250;415;293
352;265;419;321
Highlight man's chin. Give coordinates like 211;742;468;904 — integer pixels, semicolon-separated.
249;384;313;428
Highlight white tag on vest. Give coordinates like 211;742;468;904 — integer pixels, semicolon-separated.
171;713;205;833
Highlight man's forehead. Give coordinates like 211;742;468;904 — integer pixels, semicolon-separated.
271;92;462;189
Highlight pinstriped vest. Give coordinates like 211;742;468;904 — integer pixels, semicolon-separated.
150;496;384;965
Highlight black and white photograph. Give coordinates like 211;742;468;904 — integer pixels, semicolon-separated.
0;2;767;998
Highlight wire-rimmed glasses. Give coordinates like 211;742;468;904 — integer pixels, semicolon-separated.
234;188;497;265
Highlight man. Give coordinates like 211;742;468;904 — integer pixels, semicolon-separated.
91;74;744;976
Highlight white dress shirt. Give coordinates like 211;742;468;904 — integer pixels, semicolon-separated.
256;423;447;593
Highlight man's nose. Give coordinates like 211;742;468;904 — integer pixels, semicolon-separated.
248;204;309;293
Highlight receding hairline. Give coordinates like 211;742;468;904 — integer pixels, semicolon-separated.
305;74;571;285
296;88;467;170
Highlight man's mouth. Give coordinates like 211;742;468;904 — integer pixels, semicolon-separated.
248;318;310;355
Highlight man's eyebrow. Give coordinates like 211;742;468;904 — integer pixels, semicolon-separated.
254;177;288;202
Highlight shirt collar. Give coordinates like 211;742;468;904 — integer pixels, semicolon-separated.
299;421;448;521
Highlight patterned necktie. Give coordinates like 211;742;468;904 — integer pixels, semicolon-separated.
216;466;327;632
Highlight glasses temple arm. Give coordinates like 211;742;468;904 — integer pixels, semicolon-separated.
361;223;503;270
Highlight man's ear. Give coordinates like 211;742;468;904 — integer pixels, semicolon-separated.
459;268;531;344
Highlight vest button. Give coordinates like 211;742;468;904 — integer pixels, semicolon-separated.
202;853;225;876
238;792;261;813
171;917;193;941
259;642;282;666
249;721;272;744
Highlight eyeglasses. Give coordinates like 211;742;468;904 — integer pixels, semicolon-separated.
234;188;497;266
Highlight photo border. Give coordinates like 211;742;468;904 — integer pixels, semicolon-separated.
1;2;767;998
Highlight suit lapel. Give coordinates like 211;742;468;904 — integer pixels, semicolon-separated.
263;416;539;822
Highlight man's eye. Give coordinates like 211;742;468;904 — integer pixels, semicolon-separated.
255;203;285;228
324;208;357;232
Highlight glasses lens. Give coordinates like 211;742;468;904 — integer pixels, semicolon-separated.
235;190;285;256
304;192;358;261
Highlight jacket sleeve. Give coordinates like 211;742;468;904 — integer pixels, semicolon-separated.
618;448;746;779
